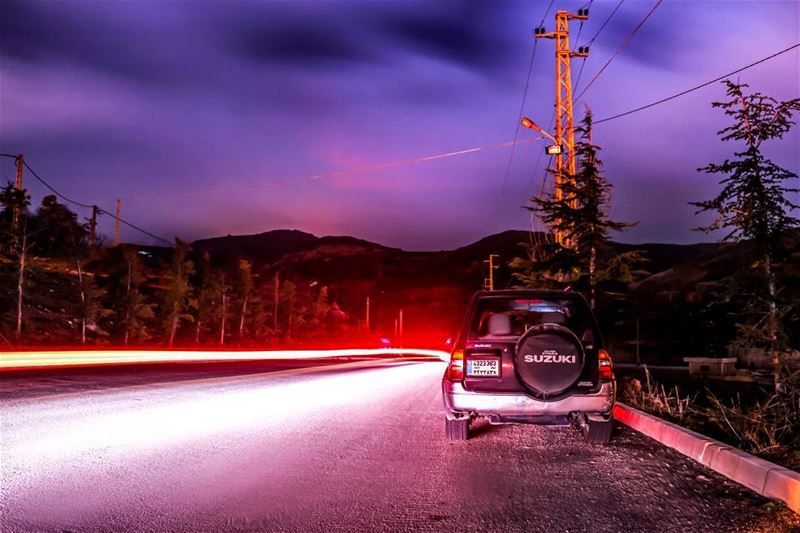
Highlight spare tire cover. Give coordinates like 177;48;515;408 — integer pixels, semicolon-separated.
514;324;585;396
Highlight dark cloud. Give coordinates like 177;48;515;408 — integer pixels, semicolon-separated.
375;2;513;73
1;0;796;249
0;0;173;83
596;5;692;70
232;24;378;67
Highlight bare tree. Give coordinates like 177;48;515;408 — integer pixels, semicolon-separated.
237;259;253;343
163;239;195;347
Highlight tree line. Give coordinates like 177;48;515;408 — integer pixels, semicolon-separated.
0;194;350;347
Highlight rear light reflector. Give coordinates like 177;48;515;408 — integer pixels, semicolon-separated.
446;349;464;381
598;349;613;380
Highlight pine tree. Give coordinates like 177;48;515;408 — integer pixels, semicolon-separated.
217;271;231;345
0;182;31;238
691;80;800;393
194;251;222;344
34;195;87;257
281;280;298;340
163;238;195;347
524;108;635;307
309;285;331;333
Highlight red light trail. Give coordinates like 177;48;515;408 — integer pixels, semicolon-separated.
0;347;450;371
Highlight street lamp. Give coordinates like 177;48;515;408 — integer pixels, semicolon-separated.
520;116;562;155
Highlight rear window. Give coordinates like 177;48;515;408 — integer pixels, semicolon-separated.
469;297;597;342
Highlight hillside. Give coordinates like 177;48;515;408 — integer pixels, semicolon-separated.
2;227;797;356
186;228;799;358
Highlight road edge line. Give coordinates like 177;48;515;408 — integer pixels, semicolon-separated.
614;402;800;514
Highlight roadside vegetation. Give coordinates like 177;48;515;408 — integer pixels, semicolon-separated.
0;192;361;348
514;81;799;469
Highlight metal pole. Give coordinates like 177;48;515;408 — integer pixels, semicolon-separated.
535;10;588;248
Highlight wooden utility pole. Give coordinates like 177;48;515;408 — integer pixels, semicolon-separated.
113;198;122;246
398;308;404;349
273;272;279;331
88;205;98;249
535;9;588;246
220;291;227;345
365;296;370;331
12;154;23;230
484;254;499;291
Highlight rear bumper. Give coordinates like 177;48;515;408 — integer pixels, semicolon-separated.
442;380;615;419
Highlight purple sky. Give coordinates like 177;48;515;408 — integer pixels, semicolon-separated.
1;0;798;250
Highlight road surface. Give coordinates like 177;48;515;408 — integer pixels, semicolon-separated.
0;359;794;532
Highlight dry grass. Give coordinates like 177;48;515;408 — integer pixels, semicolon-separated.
621;368;800;470
621;365;697;423
702;371;800;467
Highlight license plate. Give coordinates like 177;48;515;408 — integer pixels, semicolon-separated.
467;359;500;377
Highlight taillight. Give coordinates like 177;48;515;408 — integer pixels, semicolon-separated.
446;349;464;381
598;349;613;380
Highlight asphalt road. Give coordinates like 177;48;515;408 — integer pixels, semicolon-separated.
0;359;794;532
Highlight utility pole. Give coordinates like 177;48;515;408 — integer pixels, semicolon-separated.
88;205;98;249
220;291;227;345
398;308;404;349
273;272;279;331
535;9;589;246
365;296;370;331
12;154;23;230
483;254;499;291
113;198;122;246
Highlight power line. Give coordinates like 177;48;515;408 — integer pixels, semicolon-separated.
499;40;539;198
595;42;800;124
575;0;662;103
0;153;172;245
587;0;624;45
0;155;93;209
498;0;556;198
3;42;794;225
574;0;593;44
574;0;625;92
96;206;171;245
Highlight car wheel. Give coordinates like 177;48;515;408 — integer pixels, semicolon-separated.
445;417;469;441
583;417;613;443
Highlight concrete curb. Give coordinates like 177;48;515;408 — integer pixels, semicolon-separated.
614;402;800;513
